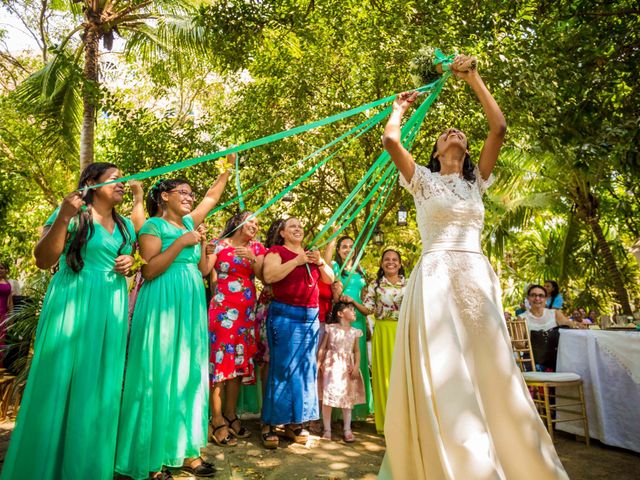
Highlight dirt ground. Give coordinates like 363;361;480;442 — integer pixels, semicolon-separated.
1;417;639;479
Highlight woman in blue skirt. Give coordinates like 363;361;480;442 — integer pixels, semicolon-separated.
260;218;334;448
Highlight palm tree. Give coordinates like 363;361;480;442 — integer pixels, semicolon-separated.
14;0;214;170
485;149;635;314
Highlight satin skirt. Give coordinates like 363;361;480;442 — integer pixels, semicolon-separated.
378;251;569;480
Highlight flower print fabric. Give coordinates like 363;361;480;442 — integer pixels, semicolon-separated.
208;239;266;385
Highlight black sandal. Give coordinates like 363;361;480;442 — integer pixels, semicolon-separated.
210;423;238;447
224;414;251;438
181;457;216;477
261;425;279;449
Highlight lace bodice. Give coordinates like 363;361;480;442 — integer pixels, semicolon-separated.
400;164;494;254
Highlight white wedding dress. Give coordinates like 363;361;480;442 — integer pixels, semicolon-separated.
378;165;569;480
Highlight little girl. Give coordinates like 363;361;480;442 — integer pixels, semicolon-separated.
317;301;366;442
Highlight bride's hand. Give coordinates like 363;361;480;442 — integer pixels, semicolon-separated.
392;91;420;114
451;54;478;82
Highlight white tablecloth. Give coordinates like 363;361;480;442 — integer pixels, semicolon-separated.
556;329;640;453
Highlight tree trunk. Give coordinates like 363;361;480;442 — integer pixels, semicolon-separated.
587;216;633;315
79;25;100;171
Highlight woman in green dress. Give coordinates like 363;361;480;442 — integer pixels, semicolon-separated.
115;170;229;480
1;163;136;480
332;236;373;420
362;249;406;434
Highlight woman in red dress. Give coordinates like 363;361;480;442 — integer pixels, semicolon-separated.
205;211;266;446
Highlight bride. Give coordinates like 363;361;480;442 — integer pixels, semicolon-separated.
378;55;569;479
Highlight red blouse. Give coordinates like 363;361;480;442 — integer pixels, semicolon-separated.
269;245;320;308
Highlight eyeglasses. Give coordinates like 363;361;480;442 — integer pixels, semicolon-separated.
528;293;546;299
168;189;196;200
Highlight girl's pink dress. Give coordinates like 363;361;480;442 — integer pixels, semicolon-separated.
320;324;365;409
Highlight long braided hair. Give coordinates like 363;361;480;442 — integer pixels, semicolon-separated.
66;163;131;273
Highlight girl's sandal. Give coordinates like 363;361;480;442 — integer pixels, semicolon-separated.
181;457;216;477
321;430;332;441
284;424;310;444
261;425;279;449
210;423;238;447
343;430;356;443
224;414;251;438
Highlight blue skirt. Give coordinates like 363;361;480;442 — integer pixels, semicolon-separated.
261;301;319;425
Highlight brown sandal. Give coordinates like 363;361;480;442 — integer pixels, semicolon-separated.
284;424;309;444
261;425;279;449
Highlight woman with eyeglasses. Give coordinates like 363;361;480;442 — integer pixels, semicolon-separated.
115;166;230;480
519;284;585;371
378;55;568;479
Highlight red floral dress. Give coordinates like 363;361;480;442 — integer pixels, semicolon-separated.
208;239;266;384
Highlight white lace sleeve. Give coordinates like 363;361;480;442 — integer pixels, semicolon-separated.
474;166;495;196
399;164;435;198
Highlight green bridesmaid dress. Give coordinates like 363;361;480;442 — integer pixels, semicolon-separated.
332;262;374;420
115;215;209;480
1;210;135;480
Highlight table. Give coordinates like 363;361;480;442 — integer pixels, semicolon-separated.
556;329;640;453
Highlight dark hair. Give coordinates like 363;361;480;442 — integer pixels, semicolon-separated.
544;279;560;306
273;217;300;246
326;301;354;324
146;178;190;217
66;162;131;273
527;284;547;296
374;249;405;294
221;211;254;238
0;260;8;271
334;236;366;279
265;218;284;248
428;136;476;182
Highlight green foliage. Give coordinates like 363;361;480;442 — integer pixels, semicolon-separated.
0;0;639;314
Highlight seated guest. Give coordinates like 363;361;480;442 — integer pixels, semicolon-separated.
518;284;584;371
544;280;564;309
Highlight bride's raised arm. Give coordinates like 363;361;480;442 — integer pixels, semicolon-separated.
451;56;507;180
382;91;420;183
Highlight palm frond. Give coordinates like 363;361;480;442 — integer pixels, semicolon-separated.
12;48;83;159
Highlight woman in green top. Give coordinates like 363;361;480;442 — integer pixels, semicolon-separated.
1;163;136;480
115;170;229;480
332;236;373;420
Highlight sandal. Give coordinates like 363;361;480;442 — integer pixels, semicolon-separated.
181;457;216;477
284;424;309;444
210;422;238;447
261;424;279;449
321;430;332;441
343;430;355;443
224;414;251;438
149;467;173;480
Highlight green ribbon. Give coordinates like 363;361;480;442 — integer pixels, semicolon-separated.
234;154;245;210
434;48;456;72
208;103;393;219
309;72;450;253
85;82;440;190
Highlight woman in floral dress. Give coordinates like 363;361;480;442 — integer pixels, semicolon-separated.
362;249;406;434
206;211;266;446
